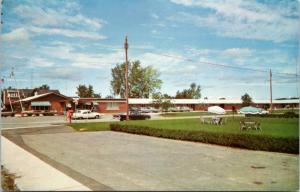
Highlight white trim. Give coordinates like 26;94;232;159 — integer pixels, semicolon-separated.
128;98;299;105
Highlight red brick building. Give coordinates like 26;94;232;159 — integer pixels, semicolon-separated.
129;98;299;111
3;92;72;115
74;98;127;113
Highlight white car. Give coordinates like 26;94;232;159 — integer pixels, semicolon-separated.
72;110;104;119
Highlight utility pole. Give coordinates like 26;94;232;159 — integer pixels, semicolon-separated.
270;69;273;112
0;0;4;117
124;36;129;120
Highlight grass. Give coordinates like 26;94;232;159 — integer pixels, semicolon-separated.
159;108;299;117
271;108;299;114
70;117;298;139
70;117;299;153
1;166;19;191
71;121;111;131
160;111;217;117
116;117;299;138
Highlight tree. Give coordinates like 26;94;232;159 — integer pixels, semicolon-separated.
76;84;96;98
241;93;252;107
175;83;201;99
39;84;50;90
110;60;162;98
94;93;101;98
152;92;173;112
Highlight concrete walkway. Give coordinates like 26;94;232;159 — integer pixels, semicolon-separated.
1;136;91;191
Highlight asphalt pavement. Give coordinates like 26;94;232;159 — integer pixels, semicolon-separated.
1;114;298;191
2;126;298;191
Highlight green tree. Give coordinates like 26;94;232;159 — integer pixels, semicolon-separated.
175;83;201;99
110;60;162;98
39;84;50;90
76;84;96;97
241;93;252;107
152;92;173;111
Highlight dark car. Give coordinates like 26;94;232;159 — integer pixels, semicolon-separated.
119;112;151;121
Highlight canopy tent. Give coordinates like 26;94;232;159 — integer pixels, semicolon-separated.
239;106;262;114
207;106;226;114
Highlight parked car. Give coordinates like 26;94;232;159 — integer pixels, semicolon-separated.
140;107;160;113
113;112;126;120
140;107;152;113
168;107;181;112
129;107;140;113
179;106;192;112
119;112;151;121
148;107;160;113
72;110;104;119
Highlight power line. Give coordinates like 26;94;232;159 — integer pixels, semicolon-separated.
147;52;299;78
88;43;299;78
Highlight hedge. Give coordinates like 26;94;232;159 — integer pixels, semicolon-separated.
246;112;299;118
110;124;299;154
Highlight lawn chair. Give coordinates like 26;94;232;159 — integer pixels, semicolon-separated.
217;117;223;125
254;122;262;131
200;117;210;124
240;121;247;131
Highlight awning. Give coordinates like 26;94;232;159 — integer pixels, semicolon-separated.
31;101;51;107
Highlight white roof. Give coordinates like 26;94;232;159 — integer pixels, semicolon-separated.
20;93;52;102
128;98;299;105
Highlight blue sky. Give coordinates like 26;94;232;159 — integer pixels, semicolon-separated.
0;0;299;99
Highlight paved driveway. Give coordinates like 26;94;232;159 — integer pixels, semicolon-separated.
14;130;299;191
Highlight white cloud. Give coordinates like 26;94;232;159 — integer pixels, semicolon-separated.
29;26;106;40
43;67;82;81
170;0;194;6
1;28;30;41
30;58;54;68
151;13;159;19
221;48;252;57
169;0;299;43
135;52;183;73
38;44;123;69
14;4;103;30
9;2;106;41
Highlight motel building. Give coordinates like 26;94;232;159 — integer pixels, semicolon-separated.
1;90;72;116
1;88;299;116
73;98;299;113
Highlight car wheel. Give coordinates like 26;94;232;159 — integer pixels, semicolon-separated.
95;115;100;119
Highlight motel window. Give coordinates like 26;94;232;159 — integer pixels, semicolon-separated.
106;102;119;110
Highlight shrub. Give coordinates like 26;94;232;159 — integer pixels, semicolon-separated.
246;113;299;118
283;112;299;118
110;124;299;154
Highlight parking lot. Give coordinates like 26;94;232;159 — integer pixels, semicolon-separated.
2;125;298;191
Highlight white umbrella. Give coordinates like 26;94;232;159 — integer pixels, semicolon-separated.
208;106;226;114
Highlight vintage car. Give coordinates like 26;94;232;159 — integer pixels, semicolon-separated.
72;110;104;119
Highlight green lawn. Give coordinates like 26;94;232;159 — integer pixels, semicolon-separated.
271;108;299;114
160;109;299;117
70;117;299;139
71;122;111;131
160;111;217;117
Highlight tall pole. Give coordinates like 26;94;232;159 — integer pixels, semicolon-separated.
0;0;3;117
124;36;129;120
270;69;273;112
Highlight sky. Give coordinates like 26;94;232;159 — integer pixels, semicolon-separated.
0;0;299;99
